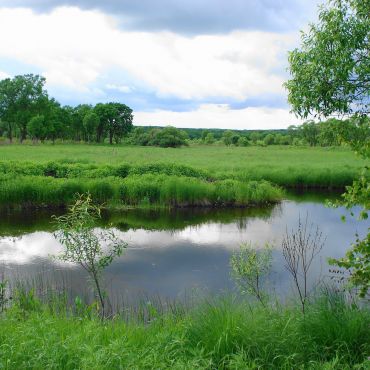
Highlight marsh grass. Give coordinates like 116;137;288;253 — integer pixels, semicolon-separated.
0;145;365;208
0;288;368;369
0;174;283;208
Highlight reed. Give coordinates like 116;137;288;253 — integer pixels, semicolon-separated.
0;175;283;208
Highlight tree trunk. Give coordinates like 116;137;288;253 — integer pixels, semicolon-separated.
7;123;12;143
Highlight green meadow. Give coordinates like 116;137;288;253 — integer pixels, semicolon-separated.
0;144;363;176
0;144;366;208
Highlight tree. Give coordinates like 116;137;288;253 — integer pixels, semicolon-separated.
53;194;127;318
282;217;325;314
263;133;275;145
0;74;48;142
83;112;100;142
27;115;45;142
285;0;369;297
237;136;250;147
148;126;188;148
300;120;320;146
94;102;133;144
201;130;209;141
230;242;272;307
71;104;92;141
249;132;260;144
222;130;234;146
318;118;343;146
204;132;215;144
285;0;369;119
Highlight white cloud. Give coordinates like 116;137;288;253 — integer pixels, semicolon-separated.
134;104;301;130
0;70;10;80
105;83;131;93
0;6;297;100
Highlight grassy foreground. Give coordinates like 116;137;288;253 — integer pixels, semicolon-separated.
0;294;369;369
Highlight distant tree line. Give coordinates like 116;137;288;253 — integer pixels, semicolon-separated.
128;118;366;148
1;74;365;149
0;74;133;144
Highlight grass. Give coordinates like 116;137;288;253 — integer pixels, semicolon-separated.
0;174;283;208
0;291;369;369
0;144;367;207
0;144;367;187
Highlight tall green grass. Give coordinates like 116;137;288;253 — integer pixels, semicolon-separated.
0;292;368;369
0;174;283;208
0;159;361;188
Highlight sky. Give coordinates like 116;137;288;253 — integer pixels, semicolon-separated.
0;1;321;129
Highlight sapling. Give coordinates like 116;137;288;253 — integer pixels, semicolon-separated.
53;193;126;318
282;216;325;314
230;242;272;307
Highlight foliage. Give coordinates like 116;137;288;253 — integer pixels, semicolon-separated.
94;102;133;144
128;126;188;147
27;114;46;141
285;0;369;118
230;242;272;306
329;233;370;298
0;74;48;142
149;126;188;147
204;132;215;144
82;112;99;142
53;194;127;317
285;0;370;297
301;120;320;146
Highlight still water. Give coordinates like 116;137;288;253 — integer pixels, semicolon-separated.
0;193;368;304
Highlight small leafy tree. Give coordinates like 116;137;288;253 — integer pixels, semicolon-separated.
230;242;272;307
53;193;127;318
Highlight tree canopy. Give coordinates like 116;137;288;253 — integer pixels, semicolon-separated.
285;0;369;119
286;0;369;297
0;74;134;144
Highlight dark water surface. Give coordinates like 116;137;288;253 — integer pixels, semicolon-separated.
0;193;368;304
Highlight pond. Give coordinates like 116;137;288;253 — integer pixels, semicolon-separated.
0;192;367;306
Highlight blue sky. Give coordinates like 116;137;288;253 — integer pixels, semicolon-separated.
0;1;320;129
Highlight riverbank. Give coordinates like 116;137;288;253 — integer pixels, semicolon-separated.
0;293;369;369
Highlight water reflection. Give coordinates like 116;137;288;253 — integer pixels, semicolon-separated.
0;198;368;303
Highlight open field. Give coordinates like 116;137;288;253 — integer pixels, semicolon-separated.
0;144;367;207
0;144;366;185
0;143;364;173
0;293;369;369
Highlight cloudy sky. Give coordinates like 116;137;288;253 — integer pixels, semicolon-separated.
0;1;320;129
